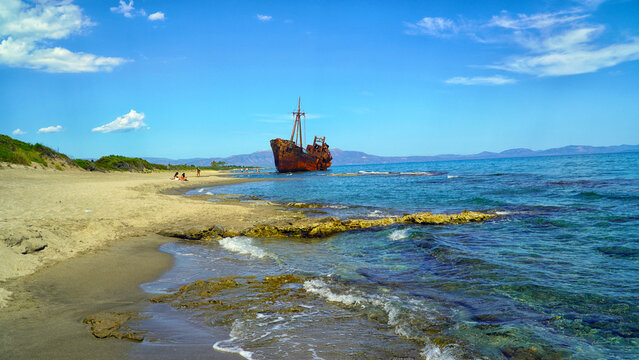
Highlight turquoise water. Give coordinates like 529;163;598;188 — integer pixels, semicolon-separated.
143;153;639;359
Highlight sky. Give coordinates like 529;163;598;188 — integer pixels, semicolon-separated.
1;0;638;159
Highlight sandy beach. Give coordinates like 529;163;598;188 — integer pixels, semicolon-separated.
0;165;290;359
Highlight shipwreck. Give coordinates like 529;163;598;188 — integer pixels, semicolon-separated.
270;98;332;172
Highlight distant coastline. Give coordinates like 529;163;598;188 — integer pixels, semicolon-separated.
145;144;639;168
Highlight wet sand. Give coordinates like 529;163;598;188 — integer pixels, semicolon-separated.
0;235;174;359
0;166;290;359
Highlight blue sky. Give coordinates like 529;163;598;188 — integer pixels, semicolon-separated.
1;0;638;159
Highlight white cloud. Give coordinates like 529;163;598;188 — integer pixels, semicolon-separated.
0;0;127;73
405;17;457;36
487;10;588;30
486;10;639;77
148;12;165;21
445;75;516;85
257;14;272;22
92;110;149;133
409;4;639;79
110;0;145;18
539;26;603;52
574;0;607;9
12;128;26;135
37;125;63;133
493;39;639;76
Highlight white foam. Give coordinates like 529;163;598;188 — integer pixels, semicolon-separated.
358;170;390;175
420;344;459;360
303;279;366;307
219;237;273;259
304;279;460;357
447;175;459;179
399;171;434;176
0;288;12;308
388;229;409;241
213;339;254;359
495;210;525;215
325;204;349;209
367;210;387;218
309;347;325;360
213;320;255;360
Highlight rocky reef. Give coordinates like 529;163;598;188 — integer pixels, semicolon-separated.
150;274;308;326
82;311;146;342
178;210;498;240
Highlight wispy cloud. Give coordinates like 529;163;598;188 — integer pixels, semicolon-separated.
12;128;26;135
38;125;63;133
411;2;639;79
148;12;165;21
257;14;272;22
492;40;639;76
110;0;145;18
92;110;149;133
404;17;457;36
0;0;127;73
445;75;516;85
486;10;588;30
488;10;639;76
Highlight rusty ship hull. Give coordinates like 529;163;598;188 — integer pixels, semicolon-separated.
270;138;332;172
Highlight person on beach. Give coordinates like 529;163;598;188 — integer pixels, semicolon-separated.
172;172;179;180
180;173;189;181
196;167;201;177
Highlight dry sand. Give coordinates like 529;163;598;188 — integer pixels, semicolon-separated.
0;165;293;359
0;166;287;289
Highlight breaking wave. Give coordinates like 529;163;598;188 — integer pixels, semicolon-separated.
303;279;458;360
389;228;409;241
213;319;255;360
219;237;274;259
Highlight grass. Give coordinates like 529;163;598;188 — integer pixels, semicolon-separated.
0;134;70;167
2;133;245;173
74;155;169;172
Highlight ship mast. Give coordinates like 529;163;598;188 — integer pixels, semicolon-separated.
290;97;305;148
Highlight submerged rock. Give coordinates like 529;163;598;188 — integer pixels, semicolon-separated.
242;210;498;239
150;274;309;326
82;311;145;342
172;209;498;240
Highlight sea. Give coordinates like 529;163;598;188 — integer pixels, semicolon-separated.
135;152;639;360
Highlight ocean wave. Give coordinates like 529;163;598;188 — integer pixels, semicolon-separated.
359;170;391;175
597;246;639;259
303;279;367;306
213;319;255;360
366;210;388;218
332;171;447;177
219;237;274;259
447;175;459;179
389;229;409;241
303;279;457;359
420;344;459;360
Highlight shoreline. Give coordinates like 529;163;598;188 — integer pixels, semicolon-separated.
1;165;502;359
0;166;290;359
0;234;175;359
0;166;290;288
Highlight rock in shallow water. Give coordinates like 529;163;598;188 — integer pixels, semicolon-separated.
83;311;146;342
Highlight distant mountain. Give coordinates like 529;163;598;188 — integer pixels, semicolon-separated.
144;144;639;168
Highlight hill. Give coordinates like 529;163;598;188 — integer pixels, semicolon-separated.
0;134;77;170
144;144;639;168
1;134;167;172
